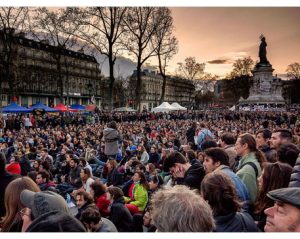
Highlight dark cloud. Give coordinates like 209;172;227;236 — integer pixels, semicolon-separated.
207;59;231;64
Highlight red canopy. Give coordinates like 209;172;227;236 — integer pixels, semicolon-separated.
54;103;68;112
85;104;96;111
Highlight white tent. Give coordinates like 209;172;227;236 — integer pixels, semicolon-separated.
171;102;187;111
151;102;176;113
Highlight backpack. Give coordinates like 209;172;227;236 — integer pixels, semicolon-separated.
239;162;258;178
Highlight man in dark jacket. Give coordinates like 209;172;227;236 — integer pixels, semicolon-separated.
163;151;205;190
0;153;20;217
255;129;277;162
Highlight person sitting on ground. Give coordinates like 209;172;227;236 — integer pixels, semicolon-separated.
80;206;118;232
35;170;56;191
90;180;110;218
75;191;95;220
201;171;259;232
220;132;238;169
106;186;133;232
163;151;205;190
6;155;21;175
151;185;215;232
106;159;123;187
124;171;148;215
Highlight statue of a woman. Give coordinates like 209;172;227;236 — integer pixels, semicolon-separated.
259;35;269;64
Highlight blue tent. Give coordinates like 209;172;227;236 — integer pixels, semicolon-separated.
69;104;85;111
30;102;58;112
2;102;32;113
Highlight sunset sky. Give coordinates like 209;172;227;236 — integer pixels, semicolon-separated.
165;7;300;79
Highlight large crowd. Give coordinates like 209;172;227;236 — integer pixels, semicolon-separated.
0;109;300;232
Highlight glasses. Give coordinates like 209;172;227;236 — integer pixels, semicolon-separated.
19;208;30;217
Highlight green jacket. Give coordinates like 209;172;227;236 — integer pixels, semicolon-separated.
236;152;261;204
124;183;148;212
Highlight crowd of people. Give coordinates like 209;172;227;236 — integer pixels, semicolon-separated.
0;109;300;232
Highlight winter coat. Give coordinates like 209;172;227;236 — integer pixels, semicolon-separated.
124;182;148;212
110;197;133;232
95;193;110;217
259;145;277;163
214;212;260;232
236;152;261;204
107;168;124;187
289;153;300;187
176;162;205;190
103;128;121;156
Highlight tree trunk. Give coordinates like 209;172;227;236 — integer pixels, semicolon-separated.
158;54;166;104
135;64;142;112
108;49;115;110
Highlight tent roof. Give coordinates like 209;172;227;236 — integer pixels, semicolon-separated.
171;102;187;110
30;102;58;112
69;104;85;110
2;102;32;113
151;102;176;113
54;103;68;112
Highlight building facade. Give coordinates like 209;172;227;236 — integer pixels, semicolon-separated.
129;70;195;110
0;28;102;107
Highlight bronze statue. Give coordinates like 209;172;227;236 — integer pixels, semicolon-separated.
259;34;269;64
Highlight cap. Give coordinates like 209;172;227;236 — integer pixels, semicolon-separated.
20;190;70;219
267;187;300;208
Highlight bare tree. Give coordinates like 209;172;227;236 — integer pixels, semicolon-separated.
176;57;205;81
0;7;29;105
286;62;300;80
30;7;81;103
152;8;178;104
228;56;254;78
68;7;127;109
123;7;164;111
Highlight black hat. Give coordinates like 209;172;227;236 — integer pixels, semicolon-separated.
267;187;300;208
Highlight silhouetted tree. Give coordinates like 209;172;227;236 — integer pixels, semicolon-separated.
0;7;29;105
286;62;300;80
123;7;163;111
151;8;178;104
69;7;127;109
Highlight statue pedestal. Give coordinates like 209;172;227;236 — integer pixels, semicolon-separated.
239;63;285;106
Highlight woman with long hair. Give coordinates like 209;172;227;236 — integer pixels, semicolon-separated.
201;171;259;232
137;144;149;165
235;133;266;205
106;186;133;232
90;180;110;217
0;177;40;232
124;171;149;215
253;162;293;231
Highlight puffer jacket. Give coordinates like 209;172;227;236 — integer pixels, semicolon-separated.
289;154;300;187
124;182;148;212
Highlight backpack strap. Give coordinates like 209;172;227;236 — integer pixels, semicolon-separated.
240;162;258;178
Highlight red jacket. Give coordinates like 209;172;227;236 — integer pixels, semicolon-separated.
95;193;110;217
6;163;21;175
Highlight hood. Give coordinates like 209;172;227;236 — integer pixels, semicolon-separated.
26;211;86;232
103;128;119;138
113;197;125;205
